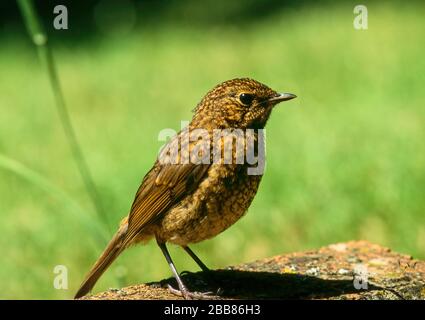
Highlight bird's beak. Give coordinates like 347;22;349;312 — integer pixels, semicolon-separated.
268;92;297;103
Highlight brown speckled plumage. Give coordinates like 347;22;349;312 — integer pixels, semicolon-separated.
157;163;261;245
75;78;296;299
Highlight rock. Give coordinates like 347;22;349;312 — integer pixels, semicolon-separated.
81;241;425;300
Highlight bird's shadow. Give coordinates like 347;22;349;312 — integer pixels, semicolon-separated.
152;269;379;299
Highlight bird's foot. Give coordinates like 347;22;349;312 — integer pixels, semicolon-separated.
167;284;215;300
177;270;223;298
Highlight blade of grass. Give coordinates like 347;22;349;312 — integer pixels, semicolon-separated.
16;0;110;233
0;154;108;246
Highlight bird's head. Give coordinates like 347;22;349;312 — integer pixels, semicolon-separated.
193;78;296;129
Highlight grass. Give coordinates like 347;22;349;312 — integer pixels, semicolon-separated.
0;2;424;299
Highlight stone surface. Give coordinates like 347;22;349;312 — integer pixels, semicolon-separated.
81;241;425;300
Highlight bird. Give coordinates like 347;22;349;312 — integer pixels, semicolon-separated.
74;78;296;299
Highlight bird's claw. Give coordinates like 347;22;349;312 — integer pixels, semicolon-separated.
167;284;214;300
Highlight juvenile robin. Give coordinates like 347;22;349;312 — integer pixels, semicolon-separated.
75;78;296;299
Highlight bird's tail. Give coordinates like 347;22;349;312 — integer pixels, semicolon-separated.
74;225;128;299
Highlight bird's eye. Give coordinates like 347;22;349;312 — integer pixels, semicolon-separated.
239;93;254;106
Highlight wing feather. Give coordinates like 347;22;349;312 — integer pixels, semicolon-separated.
123;162;209;244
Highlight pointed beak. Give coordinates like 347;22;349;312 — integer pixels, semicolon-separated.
268;92;297;103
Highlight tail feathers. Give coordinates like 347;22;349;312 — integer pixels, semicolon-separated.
74;227;127;299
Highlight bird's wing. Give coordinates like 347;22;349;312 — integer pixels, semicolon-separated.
124;162;210;244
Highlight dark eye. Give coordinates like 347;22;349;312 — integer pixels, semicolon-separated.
239;93;254;106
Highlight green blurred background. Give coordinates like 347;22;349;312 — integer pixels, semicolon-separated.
0;0;424;299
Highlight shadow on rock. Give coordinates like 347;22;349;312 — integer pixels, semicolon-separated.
153;269;378;299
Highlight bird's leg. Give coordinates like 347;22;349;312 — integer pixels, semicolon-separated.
156;239;212;299
156;240;188;296
181;245;224;296
182;245;209;272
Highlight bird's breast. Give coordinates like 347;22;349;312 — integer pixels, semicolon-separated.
156;164;262;245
